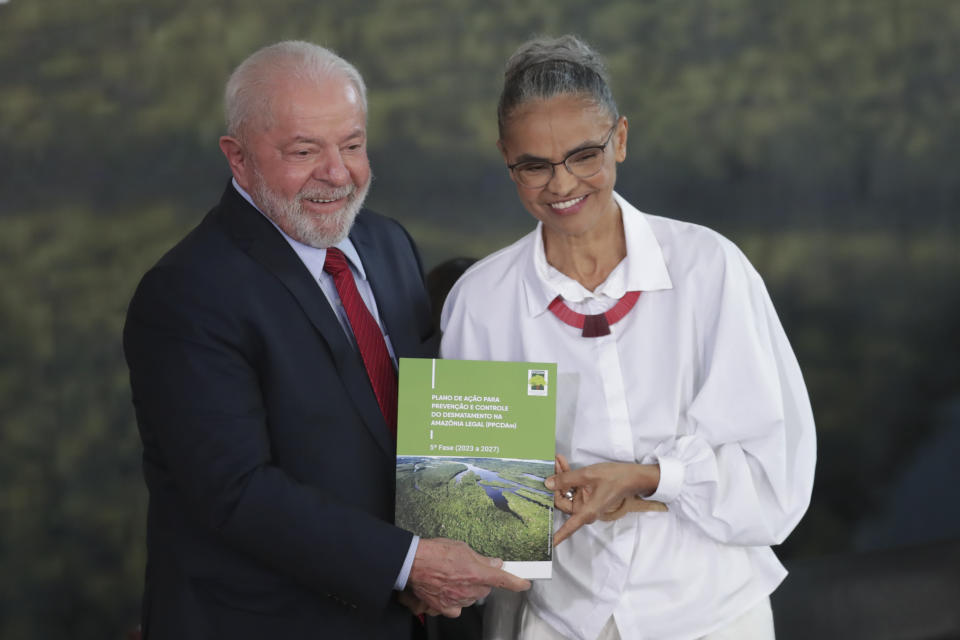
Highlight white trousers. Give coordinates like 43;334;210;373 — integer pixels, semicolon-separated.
483;591;775;640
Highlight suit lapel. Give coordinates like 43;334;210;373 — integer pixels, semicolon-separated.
351;217;419;361
213;184;395;458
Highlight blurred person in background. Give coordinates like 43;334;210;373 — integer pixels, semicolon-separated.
427;257;477;331
441;35;816;640
123;40;528;640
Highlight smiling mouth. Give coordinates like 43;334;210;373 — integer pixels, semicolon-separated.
304;186;354;206
549;195;586;211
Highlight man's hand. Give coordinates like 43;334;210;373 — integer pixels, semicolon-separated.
397;588;438;617
546;454;665;546
407;538;531;618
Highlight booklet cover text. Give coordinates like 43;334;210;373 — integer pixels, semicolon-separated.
395;358;557;579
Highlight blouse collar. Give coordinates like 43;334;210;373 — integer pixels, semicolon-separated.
523;191;673;317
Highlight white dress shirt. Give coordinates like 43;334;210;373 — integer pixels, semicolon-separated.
440;193;816;640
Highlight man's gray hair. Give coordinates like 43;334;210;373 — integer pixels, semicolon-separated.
497;34;618;136
224;40;367;141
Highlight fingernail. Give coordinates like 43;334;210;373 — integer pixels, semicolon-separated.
544;477;555;490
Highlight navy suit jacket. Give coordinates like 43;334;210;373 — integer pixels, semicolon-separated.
123;183;438;639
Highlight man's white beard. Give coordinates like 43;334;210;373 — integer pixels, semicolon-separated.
251;167;370;248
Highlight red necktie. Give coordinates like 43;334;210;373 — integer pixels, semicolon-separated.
548;291;642;337
323;247;398;438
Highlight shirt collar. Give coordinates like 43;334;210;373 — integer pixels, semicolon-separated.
231;178;367;282
523;191;673;317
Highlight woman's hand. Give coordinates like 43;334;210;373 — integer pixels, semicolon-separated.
546;454;666;546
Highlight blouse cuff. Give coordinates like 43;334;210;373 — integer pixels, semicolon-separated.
644;455;684;503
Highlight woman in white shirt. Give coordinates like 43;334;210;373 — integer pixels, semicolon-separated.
440;35;816;640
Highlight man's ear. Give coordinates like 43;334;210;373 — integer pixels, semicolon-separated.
219;136;251;191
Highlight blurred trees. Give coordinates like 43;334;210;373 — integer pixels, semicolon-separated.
5;0;959;229
739;231;960;554
1;1;958;637
0;205;192;637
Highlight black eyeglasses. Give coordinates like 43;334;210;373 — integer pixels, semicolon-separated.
507;123;618;188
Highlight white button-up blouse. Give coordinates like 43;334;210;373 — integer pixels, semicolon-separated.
440;192;816;640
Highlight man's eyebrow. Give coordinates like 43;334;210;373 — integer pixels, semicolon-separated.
287;128;366;145
341;128;366;142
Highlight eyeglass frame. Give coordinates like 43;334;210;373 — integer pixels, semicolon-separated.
506;122;619;188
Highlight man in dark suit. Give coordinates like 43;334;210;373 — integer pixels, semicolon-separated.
123;40;528;639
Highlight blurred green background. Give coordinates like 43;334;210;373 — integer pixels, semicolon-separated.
2;1;959;637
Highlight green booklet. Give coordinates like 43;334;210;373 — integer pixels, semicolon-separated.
395;358;557;579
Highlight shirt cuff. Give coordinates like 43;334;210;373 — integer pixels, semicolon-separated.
394;535;420;590
645;456;684;503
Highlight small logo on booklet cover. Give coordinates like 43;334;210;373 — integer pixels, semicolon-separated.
527;369;548;396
